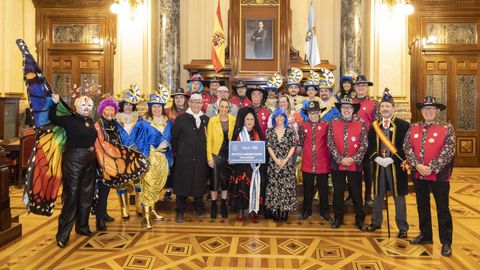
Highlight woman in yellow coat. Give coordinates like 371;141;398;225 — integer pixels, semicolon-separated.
206;98;236;219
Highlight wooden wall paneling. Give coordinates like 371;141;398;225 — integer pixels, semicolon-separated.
409;0;480;165
33;0;116;96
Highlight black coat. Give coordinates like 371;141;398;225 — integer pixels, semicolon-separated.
171;113;209;197
367;116;410;196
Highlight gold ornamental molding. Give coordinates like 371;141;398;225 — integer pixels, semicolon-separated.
241;0;280;5
32;0;113;8
410;0;480;4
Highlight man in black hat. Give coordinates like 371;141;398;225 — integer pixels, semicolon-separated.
297;101;332;221
247;85;270;137
204;76;221;112
403;95;455;257
328;96;368;230
231;81;252;108
366;89;410;238
352;74;379;206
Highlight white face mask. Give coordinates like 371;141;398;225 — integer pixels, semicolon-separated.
75;96;94;116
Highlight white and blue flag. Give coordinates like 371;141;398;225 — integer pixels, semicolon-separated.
304;0;321;68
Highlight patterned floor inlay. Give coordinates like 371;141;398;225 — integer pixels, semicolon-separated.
1;168;480;269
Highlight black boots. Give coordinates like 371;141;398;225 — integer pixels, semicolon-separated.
211;200;218;219
96;219;107;231
220;199;228;218
272;210;289;223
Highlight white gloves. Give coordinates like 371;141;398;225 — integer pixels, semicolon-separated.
374;157;394;168
157;140;169;151
384;157;394;166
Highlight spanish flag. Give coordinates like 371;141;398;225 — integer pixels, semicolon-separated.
211;0;226;73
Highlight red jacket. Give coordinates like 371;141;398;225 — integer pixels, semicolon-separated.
202;94;217;112
255;107;270;138
328;116;368;172
409;123;449;181
355;97;378;131
230;96;252;108
299;121;330;174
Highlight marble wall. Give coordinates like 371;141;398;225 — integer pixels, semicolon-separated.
366;0;411;105
0;0;35;98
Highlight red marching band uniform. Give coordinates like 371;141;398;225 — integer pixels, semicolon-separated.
328;97;368;229
298;101;333;221
408;123;452;181
330;119;365;171
230;96;252;108
255;106;270;138
355;98;378;131
202;94;217;113
301;121;330;174
403;95;455;257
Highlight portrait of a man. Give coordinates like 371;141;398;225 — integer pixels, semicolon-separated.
245;19;273;59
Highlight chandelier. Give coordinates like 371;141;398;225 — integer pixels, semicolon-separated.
381;0;414;15
110;0;145;19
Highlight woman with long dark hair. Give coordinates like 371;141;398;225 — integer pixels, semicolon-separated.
229;107;265;222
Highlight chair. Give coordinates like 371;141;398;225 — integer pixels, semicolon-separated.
17;129;35;187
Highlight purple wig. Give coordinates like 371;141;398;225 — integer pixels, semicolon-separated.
97;98;119;115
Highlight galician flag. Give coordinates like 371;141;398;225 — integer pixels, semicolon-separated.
211;0;226;73
304;0;321;68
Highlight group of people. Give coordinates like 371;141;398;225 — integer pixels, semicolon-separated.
49;69;455;257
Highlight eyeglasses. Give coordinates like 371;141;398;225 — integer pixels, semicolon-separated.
421;107;438;111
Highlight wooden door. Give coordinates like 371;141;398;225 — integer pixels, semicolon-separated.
417;55;480;166
409;2;480;166
34;0;116;104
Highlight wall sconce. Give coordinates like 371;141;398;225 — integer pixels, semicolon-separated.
381;0;414;15
110;0;145;19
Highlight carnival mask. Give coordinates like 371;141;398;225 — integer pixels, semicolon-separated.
102;106;116;120
75;96;94;117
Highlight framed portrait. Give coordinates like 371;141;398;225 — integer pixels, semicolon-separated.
244;18;274;60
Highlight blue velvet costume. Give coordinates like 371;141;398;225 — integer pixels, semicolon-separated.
142;118;173;167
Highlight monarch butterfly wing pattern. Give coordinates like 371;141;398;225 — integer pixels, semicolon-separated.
25;124;66;216
17;39;72;216
95;124;149;187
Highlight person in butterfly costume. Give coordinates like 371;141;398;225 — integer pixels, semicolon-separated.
94;98;149;231
16;39;149;248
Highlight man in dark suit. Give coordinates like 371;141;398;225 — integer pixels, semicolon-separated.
366;89;410;239
251;21;266;58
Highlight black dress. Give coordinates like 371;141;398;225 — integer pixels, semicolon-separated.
265;127;297;212
211;125;231;191
229;130;264;211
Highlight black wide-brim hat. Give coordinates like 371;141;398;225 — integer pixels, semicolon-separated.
335;98;361;114
302;101;327;113
416;95;446;111
171;87;189;97
232;81;248;94
186;74;207;85
354;75;373;86
246;86;268;103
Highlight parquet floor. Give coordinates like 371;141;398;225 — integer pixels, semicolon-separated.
1;168;480;270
